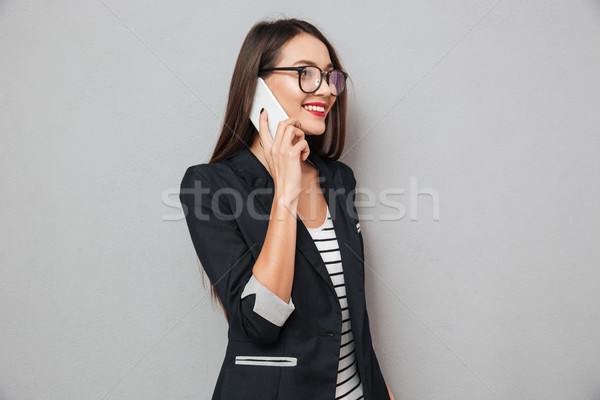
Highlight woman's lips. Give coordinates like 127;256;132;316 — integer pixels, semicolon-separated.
303;107;325;117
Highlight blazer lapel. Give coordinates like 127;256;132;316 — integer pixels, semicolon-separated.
228;145;358;302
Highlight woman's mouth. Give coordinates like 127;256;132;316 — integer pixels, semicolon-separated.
302;104;326;117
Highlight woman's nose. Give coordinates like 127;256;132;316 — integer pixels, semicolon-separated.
315;77;332;96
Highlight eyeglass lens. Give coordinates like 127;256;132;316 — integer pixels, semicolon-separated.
301;67;346;95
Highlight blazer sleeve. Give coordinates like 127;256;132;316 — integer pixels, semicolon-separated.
179;164;295;344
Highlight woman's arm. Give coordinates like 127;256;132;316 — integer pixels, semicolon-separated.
250;189;298;304
250;112;306;306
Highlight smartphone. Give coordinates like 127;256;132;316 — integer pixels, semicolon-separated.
249;77;289;140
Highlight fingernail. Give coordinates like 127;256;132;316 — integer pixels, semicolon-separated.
260;108;264;114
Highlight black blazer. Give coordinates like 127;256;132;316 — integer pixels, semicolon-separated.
179;144;390;400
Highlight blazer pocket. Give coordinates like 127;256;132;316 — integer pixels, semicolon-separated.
235;355;297;367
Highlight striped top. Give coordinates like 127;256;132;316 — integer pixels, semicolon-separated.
306;204;365;400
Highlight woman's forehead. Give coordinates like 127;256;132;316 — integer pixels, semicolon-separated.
279;34;332;68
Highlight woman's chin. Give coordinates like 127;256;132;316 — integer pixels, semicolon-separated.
301;121;327;136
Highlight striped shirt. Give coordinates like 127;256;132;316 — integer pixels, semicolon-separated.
306;204;365;400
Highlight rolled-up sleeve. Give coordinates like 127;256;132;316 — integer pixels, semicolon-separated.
241;273;295;327
179;164;295;345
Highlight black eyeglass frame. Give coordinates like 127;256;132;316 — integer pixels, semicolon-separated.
258;66;349;96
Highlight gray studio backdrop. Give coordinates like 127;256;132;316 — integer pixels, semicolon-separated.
1;1;600;399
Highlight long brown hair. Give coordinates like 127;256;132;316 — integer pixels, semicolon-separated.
203;17;352;319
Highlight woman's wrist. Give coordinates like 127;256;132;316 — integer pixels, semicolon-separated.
272;193;298;221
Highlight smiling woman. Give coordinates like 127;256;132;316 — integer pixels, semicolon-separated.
179;17;394;400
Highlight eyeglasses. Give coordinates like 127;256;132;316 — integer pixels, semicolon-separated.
258;66;348;96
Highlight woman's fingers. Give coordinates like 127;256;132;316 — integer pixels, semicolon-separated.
261;113;308;164
290;127;307;158
292;138;310;162
285;118;305;146
258;114;308;203
271;117;305;158
281;123;297;150
273;117;299;147
258;108;274;149
293;125;305;145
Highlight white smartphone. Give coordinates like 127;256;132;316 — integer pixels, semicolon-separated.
249;77;289;140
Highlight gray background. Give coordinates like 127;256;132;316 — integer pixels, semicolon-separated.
1;1;600;399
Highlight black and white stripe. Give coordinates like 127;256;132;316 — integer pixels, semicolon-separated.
306;205;364;400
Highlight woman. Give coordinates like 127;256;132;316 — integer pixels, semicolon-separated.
179;18;395;400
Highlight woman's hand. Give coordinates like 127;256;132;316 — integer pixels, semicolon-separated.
258;108;310;207
386;383;395;400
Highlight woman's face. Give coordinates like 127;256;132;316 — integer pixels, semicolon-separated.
263;33;337;137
